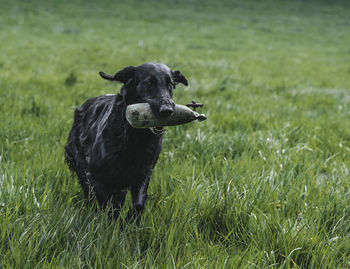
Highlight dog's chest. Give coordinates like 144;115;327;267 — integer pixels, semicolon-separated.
125;131;162;168
112;130;162;186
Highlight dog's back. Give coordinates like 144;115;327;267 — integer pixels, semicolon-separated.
65;95;117;173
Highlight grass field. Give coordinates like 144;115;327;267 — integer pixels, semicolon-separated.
1;0;350;267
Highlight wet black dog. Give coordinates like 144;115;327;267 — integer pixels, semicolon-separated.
65;63;188;219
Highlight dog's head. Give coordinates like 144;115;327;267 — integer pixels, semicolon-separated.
99;62;188;118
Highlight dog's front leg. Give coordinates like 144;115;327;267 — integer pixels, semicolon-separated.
131;178;150;213
126;178;150;222
92;181;127;219
110;189;128;219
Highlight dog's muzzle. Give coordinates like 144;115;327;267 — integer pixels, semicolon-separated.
158;99;175;118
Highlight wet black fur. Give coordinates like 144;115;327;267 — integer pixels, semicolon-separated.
65;63;188;219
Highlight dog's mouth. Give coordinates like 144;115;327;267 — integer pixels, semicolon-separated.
149;126;164;136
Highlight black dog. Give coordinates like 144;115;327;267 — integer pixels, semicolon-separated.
65;62;188;219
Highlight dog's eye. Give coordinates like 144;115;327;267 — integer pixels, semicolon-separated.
145;78;157;89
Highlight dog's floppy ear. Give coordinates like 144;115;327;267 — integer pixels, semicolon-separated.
99;66;136;84
172;70;188;86
120;79;134;100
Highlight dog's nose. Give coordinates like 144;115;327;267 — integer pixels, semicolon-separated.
159;105;174;117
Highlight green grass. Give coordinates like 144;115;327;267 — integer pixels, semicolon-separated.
1;0;350;267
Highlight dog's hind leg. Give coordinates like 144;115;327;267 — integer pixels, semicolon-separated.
76;171;91;200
